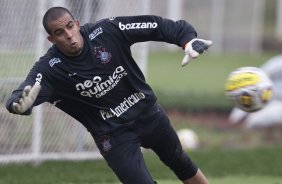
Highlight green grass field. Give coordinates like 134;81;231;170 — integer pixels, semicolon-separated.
0;146;281;184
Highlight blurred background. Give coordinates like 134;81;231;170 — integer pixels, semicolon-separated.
0;0;282;183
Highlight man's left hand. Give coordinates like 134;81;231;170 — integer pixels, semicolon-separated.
181;38;213;67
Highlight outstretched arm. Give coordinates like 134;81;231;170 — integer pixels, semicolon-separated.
108;15;212;66
6;63;52;115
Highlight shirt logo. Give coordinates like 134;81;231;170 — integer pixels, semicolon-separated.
94;46;112;64
49;58;61;67
99;91;146;120
110;92;145;117
75;66;127;98
119;22;158;30
68;72;77;77
89;27;103;41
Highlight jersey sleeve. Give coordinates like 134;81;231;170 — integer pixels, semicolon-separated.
107;15;197;48
5;60;53;115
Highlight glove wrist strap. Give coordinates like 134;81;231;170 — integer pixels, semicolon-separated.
183;42;189;49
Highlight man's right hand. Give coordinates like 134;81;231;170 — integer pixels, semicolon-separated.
12;84;41;114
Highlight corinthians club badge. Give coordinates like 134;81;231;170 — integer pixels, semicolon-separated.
94;46;112;64
100;135;112;152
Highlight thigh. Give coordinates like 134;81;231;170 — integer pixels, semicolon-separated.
93;130;156;184
149;107;198;180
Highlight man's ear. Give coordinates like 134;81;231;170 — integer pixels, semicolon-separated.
47;35;55;44
75;19;80;28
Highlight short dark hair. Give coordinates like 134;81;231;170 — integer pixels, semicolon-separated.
43;7;75;35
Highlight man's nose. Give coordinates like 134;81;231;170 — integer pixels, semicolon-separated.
65;30;73;39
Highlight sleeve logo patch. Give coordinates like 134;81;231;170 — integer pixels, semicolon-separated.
89;27;103;41
49;58;61;67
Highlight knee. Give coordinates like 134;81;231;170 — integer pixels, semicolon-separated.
163;147;198;180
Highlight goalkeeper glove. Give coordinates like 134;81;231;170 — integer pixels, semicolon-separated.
181;38;213;67
12;84;41;114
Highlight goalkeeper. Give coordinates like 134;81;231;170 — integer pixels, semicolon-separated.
6;7;212;184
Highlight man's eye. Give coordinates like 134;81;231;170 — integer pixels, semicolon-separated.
68;23;74;29
54;30;64;36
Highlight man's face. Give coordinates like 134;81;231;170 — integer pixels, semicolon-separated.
47;13;83;57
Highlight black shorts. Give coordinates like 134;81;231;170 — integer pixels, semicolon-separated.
92;104;198;184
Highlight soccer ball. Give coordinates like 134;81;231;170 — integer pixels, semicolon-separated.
225;66;273;112
177;129;199;150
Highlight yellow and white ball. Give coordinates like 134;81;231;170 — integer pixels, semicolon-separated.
225;67;273;112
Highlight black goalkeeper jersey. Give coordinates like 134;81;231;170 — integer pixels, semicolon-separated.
6;15;197;135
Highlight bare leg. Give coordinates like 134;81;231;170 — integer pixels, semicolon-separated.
183;169;209;184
